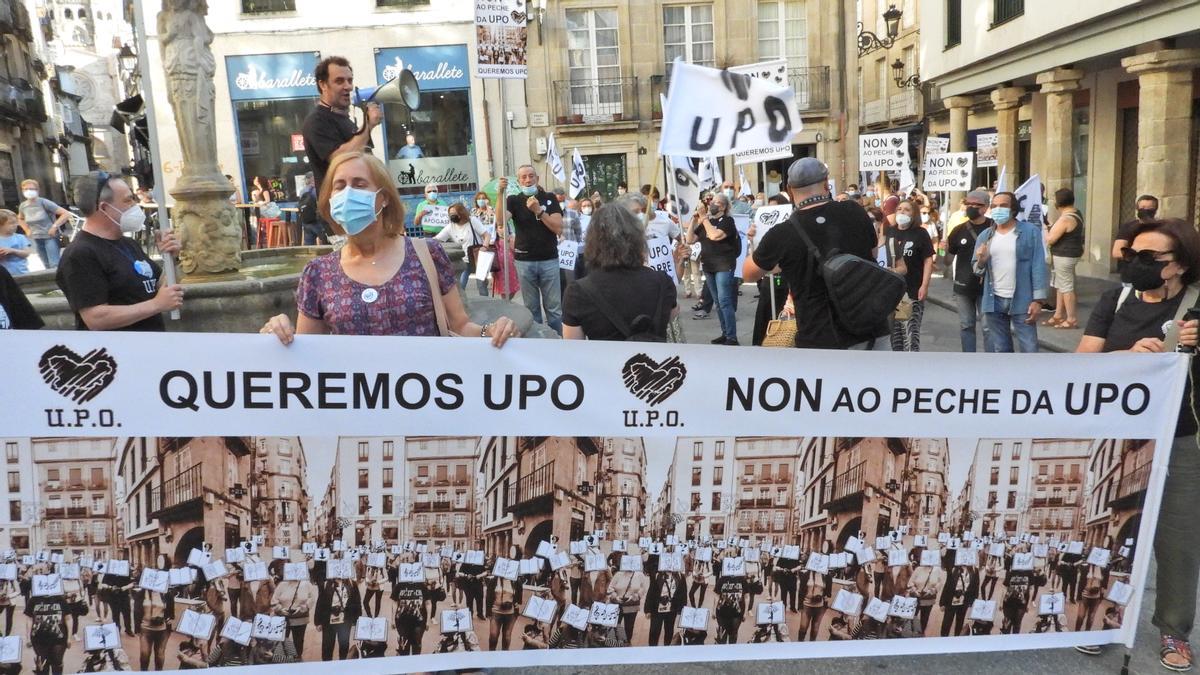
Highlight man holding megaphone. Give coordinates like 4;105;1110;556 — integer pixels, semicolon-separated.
301;56;382;190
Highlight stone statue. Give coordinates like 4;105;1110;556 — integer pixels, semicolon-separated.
158;0;241;274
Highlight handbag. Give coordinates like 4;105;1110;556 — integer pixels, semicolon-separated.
763;311;797;348
465;220;484;268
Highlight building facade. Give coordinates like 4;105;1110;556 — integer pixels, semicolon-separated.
1026;438;1090;544
2;1;57;208
324;436;406;546
796;436;833;550
656;437;736;542
902;437;949;537
0;438;38;555
856;0;923;183
594;438;648;545
249;436;308;548
733;436;800;545
115;436;160;566
1097;438;1153;554
150;436;252;565
31;436;115;559
821;436;910;548
405;436;477;552
507;436;600;557
478;436;517;558
920;0;1200;276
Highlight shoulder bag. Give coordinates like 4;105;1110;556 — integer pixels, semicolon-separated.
411;238;450;337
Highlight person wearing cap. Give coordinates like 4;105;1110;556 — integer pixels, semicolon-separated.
944;189;994;351
972;190;1048;352
743;158;879;349
413;183;446;235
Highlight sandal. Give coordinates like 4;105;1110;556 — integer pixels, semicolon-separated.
1162;635;1194;672
1041;317;1063;327
1054;319;1079;330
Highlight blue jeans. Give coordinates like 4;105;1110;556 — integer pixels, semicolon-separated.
985;296;1038;353
954;292;990;353
459;268;489;297
515;258;562;333
705;269;737;340
34;236;60;268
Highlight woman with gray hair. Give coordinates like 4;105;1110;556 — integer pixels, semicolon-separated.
561;204;677;341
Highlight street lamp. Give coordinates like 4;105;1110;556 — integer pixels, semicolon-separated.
857;5;903;57
118;44;138;73
892;59;921;89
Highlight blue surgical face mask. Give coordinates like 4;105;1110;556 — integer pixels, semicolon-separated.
521;185;538;197
990;207;1013;225
329;186;383;236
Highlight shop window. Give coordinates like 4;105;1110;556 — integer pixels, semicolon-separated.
242;0;295;13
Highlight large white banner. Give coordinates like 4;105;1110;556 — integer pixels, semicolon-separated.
667;155;703;219
474;0;527;79
860;132;909;171
728;59;797;165
545;133;566;183
659;60;802;158
923;152;975;192
0;331;1186;673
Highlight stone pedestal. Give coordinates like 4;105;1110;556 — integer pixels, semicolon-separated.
990;86;1026;187
173;189;244;276
945;96;974;205
1035;68;1084;202
1122;48;1200;219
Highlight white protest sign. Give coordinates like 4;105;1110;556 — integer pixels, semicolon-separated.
421;553;442;569
695;547;713;563
31;574;62;597
805;553;829;575
855;547;877;565
549;552;571;571
721;557;746;577
251;614;287;642
659;552;684;573
976;133;999;168
545;133;566;182
1012;553;1035;571
241;562;268;582
107;560;130;577
955;548;978;567
680;606;709;631
558;240;579;271
562;604;590;631
494;557;520;581
888;548;909;568
465;550;485;565
727;59;797;164
536;541;556;559
829;552;850;569
84;623;120;651
831;590;864;616
619;555;643;573
0;565;16;581
177;610;216;640
1039;593;1066;615
588;602;620;627
272;546;289;561
1107;580;1134;606
187;548;210;567
914;535;928;548
863;597;891;623
139;568;169;594
49;553;63;565
523;595;557;623
845;536;863;553
0;635;19;664
875;537;891;551
781;545;801;561
988;543;1005;558
612;539;627;553
220;617;253;646
751;205;791;248
519;558;543;575
366;552;386;569
923;153;974;192
969;599;997;622
422;205;450;233
474;0;528;79
225;548;245;564
327;559;354;580
332;540;346;552
302;542;316;555
638;537;652;549
756;601;786;625
647;237;677;282
860;132;909;171
1033;544;1050;558
889;596;918;619
356;616;388;642
169;568;196;586
398;563;424;583
56;563;80;581
1087;547;1111;569
924;136;950;164
569;540;587;555
283;562;309;582
659;59;801;159
201;560;228;580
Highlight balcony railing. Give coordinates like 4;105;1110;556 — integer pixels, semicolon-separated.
790;66;831;112
824;461;866;510
889;89;920;121
1114;463;1151;504
553;77;639;125
413;500;454;513
150;462;203;516
68;533;88;545
1031;496;1065;507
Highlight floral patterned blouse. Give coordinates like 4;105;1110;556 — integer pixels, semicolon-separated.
296;237;455;336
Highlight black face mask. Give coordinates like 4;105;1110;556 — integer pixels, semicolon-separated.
1120;258;1168;291
449;213;462;224
1137;208;1157;221
965;206;982;220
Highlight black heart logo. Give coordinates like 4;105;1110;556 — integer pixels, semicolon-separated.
960;170;970;178
956;156;969;167
891;137;904;148
759;210;782;228
622;354;687;406
38;345;117;404
511;10;527;23
761;70;771;79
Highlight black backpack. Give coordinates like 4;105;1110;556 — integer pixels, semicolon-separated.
575;276;667;342
790;209;905;340
298;188;318;226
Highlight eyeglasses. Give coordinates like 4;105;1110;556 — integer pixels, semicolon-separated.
1120;247;1174;265
94;171;111;211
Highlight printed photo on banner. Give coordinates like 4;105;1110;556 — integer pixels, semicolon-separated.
976;133;999;168
924;136;949;164
860;132;910;171
474;0;528;79
923;152;975;192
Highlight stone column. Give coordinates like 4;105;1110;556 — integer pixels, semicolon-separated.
945;96;973;206
990;86;1026;188
1121;48;1200;219
1034;68;1084;203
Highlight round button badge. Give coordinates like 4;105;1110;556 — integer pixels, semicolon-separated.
361;288;379;304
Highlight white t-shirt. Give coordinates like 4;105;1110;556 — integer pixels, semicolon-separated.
989;227;1019;299
434;216;490;262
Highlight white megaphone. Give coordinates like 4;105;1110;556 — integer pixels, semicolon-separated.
351;69;421;110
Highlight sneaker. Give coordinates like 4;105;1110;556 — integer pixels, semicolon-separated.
691;302;705;311
1075;645;1103;656
710;336;726;344
723;338;740;346
693;311;709;320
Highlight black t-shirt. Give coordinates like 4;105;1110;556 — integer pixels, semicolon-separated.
0;266;43;330
1085;286;1198;436
945;220;990;297
301;104;361;189
56;231;164;332
562;268;677;340
751;201;878;349
886;226;934;298
692;215;740;273
507;189;563;261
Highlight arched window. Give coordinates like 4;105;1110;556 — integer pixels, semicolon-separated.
64;8;73;19
78;9;88;19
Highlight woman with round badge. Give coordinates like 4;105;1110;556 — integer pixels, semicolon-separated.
261;151;517;345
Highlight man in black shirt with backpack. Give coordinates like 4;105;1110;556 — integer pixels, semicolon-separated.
944;189;994;352
744;158;899;349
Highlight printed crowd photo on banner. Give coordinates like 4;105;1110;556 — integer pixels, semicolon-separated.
0;434;1158;671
